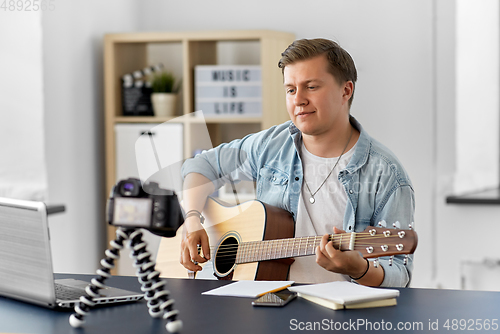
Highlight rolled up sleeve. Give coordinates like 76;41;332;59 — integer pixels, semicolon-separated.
374;184;415;287
181;131;265;191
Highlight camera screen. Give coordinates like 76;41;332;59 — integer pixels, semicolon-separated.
113;197;152;227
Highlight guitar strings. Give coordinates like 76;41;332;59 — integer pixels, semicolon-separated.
211;242;410;263
196;232;406;253
211;243;408;259
206;247;410;266
194;234;409;259
198;234;407;254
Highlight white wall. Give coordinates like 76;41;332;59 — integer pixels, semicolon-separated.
0;11;47;201
455;0;499;194
42;1;140;273
435;0;500;290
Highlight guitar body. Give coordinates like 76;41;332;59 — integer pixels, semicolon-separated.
156;198;295;280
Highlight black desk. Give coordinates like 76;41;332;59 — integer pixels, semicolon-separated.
1;274;500;333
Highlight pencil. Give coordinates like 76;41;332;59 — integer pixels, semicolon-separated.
256;285;292;297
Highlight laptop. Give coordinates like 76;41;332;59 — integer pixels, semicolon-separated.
0;197;144;308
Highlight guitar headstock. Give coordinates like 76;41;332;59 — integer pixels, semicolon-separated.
332;224;418;259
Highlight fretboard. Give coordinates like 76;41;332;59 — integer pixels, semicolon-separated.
235;234;346;264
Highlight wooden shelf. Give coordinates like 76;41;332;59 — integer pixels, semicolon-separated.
104;30;295;43
114;116;184;123
104;29;295;190
103;30;295;274
192;117;263;124
114;116;263;124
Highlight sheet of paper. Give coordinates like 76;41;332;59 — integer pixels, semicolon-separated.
202;280;294;298
288;281;399;305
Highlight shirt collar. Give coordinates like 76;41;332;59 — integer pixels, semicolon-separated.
288;115;371;173
345;115;370;174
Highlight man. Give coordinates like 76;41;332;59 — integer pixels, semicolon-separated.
179;38;414;287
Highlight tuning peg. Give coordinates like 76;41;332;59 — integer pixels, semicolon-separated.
404;255;409;265
378;220;387;228
408;222;414;230
393;221;401;229
389;256;394;266
374;258;380;268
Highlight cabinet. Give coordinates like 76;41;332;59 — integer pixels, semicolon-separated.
103;30;295;272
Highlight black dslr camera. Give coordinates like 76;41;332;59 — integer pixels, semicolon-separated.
106;178;184;238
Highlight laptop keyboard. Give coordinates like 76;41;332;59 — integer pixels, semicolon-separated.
54;283;87;300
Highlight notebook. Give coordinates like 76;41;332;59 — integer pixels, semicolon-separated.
288;281;400;306
0;197;143;308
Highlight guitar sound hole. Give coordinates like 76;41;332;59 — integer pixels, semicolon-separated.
215;236;238;276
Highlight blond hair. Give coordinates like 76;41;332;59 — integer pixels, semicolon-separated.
278;38;357;107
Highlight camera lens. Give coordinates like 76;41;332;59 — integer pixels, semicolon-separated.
122;182;135;195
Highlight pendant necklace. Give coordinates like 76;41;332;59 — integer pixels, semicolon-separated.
304;126;353;204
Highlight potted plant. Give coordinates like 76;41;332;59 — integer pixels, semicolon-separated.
150;71;180;117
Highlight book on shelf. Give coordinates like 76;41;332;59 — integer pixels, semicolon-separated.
288;281;399;310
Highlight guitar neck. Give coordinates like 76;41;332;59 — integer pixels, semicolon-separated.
234;226;416;264
235;234;344;264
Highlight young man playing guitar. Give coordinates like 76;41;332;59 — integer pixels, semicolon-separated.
179;38;415;287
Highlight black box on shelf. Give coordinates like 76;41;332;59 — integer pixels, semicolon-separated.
122;85;154;116
121;65;164;117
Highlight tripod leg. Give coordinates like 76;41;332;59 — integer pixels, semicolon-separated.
127;229;183;333
69;228;129;328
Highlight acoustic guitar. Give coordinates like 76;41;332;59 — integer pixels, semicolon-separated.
155;197;417;281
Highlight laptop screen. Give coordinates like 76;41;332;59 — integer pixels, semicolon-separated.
0;197;56;306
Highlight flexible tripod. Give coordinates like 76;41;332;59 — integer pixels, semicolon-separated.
69;227;183;333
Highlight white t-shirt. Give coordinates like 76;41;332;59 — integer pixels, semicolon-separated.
288;141;356;283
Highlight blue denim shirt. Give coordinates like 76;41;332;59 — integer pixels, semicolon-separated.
181;116;415;287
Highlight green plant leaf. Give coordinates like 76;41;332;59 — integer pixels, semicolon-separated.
152;71;178;93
